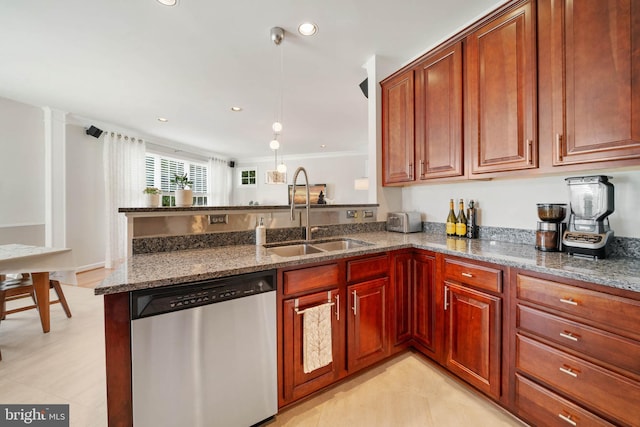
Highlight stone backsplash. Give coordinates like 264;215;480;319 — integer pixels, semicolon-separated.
132;220;639;259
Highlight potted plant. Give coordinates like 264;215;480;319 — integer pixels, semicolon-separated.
142;187;162;208
171;173;194;207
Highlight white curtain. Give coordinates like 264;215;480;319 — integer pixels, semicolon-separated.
208;157;232;206
103;132;146;268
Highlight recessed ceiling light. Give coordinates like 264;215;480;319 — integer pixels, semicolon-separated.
320;144;326;148
298;22;318;36
157;117;168;122
156;0;177;6
230;106;242;112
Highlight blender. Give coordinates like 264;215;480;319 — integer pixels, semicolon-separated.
535;203;567;252
562;175;615;259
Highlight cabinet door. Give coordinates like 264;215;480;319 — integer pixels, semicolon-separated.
444;282;501;399
539;0;640;165
348;277;389;372
466;0;537;174
415;41;464;180
392;252;412;348
413;252;437;355
382;70;415;184
282;288;343;404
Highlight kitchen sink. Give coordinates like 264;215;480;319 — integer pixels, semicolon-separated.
310;239;371;251
266;243;324;257
265;238;373;257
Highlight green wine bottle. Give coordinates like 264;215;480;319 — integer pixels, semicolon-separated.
446;199;456;236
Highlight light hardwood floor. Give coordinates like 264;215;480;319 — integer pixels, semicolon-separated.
0;269;525;427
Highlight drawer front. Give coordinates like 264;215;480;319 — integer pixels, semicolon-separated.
515;374;614;427
284;264;340;296
518;304;640;376
516;334;640;426
346;254;389;283
516;274;640;340
444;258;502;293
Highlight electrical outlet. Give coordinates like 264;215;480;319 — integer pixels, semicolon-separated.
363;210;374;218
208;214;228;224
346;210;358;219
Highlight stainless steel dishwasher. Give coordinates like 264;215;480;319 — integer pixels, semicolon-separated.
130;270;277;427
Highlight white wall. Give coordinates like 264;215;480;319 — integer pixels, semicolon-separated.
233;154;369;206
65;124;106;270
402;168;640;238
0;97;45;245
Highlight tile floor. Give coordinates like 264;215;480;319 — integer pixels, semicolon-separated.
0;276;525;427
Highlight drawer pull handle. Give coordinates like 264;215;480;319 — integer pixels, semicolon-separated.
560;298;578;306
335;294;340;321
558;413;577;426
559;367;578;378
560;332;579;342
461;272;473;278
444;285;449;311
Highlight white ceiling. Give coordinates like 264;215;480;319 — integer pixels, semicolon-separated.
0;0;505;160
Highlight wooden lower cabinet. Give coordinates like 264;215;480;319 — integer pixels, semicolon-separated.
392;251;413;349
347;277;389;372
512;270;640;427
515;374;614;427
281;288;343;404
413;251;436;356
444;281;502;399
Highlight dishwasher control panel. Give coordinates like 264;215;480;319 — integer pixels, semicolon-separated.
130;270;276;319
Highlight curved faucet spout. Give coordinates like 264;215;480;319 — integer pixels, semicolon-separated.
290;167;311;240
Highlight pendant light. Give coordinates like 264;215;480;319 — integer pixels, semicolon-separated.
269;27;285;152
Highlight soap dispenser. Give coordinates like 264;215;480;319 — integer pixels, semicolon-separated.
256;217;266;245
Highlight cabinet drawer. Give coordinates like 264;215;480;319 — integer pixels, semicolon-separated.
515;374;614;427
444;258;502;293
518;304;640;376
346;254;389;283
283;264;340;296
516;274;640;340
516;334;640;426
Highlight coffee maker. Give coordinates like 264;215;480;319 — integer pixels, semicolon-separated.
535;203;567;252
562;175;615;259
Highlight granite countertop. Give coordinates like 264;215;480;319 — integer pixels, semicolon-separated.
95;231;640;296
118;204;378;213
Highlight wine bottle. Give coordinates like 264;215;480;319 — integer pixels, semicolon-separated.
446;199;456;236
466;200;477;239
456;199;467;237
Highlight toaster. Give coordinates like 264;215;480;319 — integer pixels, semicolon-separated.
387;212;422;233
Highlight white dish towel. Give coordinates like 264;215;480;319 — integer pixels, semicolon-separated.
303;303;333;374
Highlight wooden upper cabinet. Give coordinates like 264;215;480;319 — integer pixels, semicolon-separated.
414;42;464;180
382;70;415;184
538;0;640;166
466;0;537;174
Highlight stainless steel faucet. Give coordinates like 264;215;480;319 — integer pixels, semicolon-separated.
290;167;311;241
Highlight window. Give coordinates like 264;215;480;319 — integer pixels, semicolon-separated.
146;154;208;206
238;167;257;187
